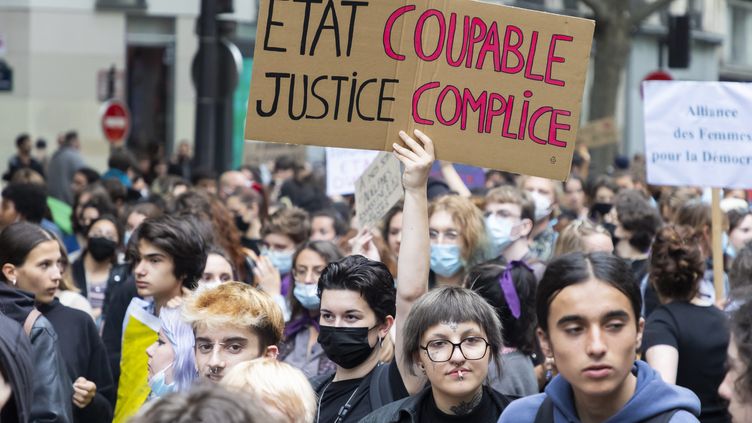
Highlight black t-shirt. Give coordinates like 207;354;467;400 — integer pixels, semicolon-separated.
642;302;731;423
420;386;502;423
317;361;408;423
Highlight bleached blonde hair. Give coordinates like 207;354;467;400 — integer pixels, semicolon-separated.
182;282;284;352
221;358;317;423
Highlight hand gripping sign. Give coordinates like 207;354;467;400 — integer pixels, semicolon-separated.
245;0;594;181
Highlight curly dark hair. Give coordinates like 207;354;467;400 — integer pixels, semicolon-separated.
615;189;662;253
171;190;250;283
649;225;705;301
730;300;752;403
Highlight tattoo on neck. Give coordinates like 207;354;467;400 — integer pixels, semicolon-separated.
449;388;483;416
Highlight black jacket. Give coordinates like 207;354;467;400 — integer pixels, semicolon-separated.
0;283;73;423
359;386;513;423
0;312;34;423
71;258;130;316
101;276;139;395
38;299;114;423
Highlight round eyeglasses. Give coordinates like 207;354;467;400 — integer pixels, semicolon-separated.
419;336;490;362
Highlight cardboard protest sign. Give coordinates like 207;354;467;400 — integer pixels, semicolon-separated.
243;140;307;165
355;152;403;229
577;117;618;148
245;0;594;180
643;81;752;189
326;147;379;196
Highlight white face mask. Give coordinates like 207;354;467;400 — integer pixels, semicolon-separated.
486;216;517;255
529;191;553;222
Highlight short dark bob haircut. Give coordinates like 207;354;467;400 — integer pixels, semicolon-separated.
317;255;395;323
402;286;503;377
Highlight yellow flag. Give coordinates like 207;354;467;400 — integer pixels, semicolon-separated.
113;299;159;423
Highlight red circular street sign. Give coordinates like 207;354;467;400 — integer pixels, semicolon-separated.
640;70;673;99
100;99;131;143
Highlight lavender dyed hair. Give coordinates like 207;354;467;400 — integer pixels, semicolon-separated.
159;307;198;392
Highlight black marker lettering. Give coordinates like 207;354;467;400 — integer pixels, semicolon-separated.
356;78;377;121
256;72;290;116
307;75;330;119
342;0;369;57
288;74;308;120
309;0;341;56
347;72;358;122
377;78;398;122
331;75;348;120
263;0;286;52
293;0;323;55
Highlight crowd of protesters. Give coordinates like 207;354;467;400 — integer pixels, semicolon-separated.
0;128;750;423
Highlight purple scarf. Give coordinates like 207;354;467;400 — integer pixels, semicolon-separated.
498;260;532;319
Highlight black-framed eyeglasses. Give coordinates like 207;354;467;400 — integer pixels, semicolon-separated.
420;336;490;362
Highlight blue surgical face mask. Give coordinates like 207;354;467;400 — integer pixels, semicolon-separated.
726;244;737;260
264;249;294;274
723;232;736;259
293;282;320;310
486;216;516;255
148;362;175;398
124;230;133;246
430;244;463;277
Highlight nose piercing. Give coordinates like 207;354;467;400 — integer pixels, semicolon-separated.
210;367;220;375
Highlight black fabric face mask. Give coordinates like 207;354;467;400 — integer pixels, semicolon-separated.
591;202;613;216
234;215;251;233
87;237;117;262
318;325;378;369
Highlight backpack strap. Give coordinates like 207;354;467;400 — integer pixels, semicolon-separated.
368;363;394;410
533;396;554;423
642;410;679;423
23;308;41;336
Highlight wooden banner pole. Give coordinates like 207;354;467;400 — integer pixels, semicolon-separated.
711;188;725;305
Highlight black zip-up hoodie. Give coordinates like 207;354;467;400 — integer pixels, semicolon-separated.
0;312;33;423
0;282;73;423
